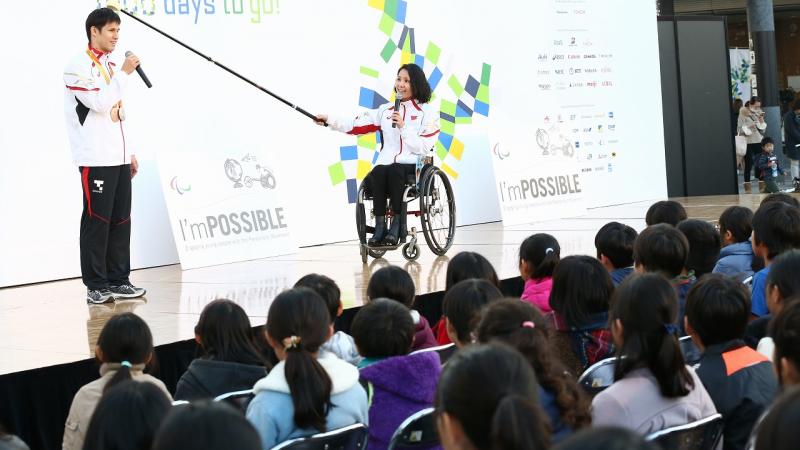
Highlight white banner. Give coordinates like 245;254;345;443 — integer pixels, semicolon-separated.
730;48;752;101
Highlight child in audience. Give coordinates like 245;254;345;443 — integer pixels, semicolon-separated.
592;274;717;434
175;299;269;400
760;192;800;208
0;423;28;450
434;252;501;345
63;313;171;450
753;388;800;450
754;137;783;193
351;299;441;450
443;279;503;348
367;266;437;350
519;233;561;313
744;250;800;353
436;343;550;450
633;224;694;333
476;299;591;443
645;200;687;226
594;221;638;285
770;300;800;388
749;201;800;318
295;274;361;365
154;402;262;450
713;206;756;280
82;380;171;450
553;427;660;450
677;219;722;277
547;255;615;374
246;288;367;450
684;274;777;450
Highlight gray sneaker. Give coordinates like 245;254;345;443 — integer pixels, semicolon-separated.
87;289;115;304
109;284;146;299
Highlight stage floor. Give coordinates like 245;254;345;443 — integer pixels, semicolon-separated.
0;194;776;375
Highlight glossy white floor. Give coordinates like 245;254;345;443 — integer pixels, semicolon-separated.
0;194;777;375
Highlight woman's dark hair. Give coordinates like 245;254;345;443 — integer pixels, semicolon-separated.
611;274;694;398
685;274;750;346
677;219;722;277
633;224;689;278
750;95;761;105
718;206;753;243
96;313;154;393
645;200;687;227
83;380;171;450
771;300;800;387
398;63;432;104
476;299;592;430
445;252;500;290
752;201;800;260
85;7;121;41
755;387;800;450
519;233;561;279
294;274;341;321
594;222;637;269
266;288;333;432
553;426;659;450
351;298;414;358
443;279;503;344
767;250;800;303
152;401;262;450
367;266;416;307
550;256;614;328
760;192;800;208
194;299;267;367
436;343;550;450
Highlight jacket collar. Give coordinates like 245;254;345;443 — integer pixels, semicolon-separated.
88;44;106;59
252;353;359;395
99;362;145;376
702;339;745;357
719;241;753;257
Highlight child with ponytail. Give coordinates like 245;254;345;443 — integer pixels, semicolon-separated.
592;274;717;434
519;233;561;313
246;288;368;450
436;343;550;450
63;313;170;450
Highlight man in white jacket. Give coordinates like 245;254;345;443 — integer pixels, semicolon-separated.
64;7;145;304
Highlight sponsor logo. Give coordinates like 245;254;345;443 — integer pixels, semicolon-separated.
583;54;597;59
553;39;564;46
602;81;613;86
608;112;615;118
553;54;565;60
170;177;192;195
609;124;616;131
584;68;597;73
601;67;613;73
587;81;598;87
555;82;567;90
600;53;614;58
569;82;584;88
555;69;565;75
569;36;577;46
537;69;551;76
568;54;581;60
538;54;548;62
493;142;510;160
92;179;104;194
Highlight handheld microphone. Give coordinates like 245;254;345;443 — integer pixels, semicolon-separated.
125;51;152;88
392;92;402;128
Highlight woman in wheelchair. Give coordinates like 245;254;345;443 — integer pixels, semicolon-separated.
315;63;440;246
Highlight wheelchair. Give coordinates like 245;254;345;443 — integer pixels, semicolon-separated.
355;157;456;263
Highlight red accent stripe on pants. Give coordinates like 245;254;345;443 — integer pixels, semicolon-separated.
81;167;93;218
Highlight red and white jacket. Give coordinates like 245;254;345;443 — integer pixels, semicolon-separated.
63;45;132;167
328;99;440;166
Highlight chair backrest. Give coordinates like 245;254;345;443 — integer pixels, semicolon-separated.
645;414;724;450
213;389;255;413
410;343;457;365
270;423;369;450
679;336;703;366
387;407;438;450
577;357;616;395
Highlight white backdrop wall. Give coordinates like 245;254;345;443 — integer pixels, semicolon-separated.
0;0;666;287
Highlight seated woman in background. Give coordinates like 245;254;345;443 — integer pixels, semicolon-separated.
175;299;271;401
591;273;717;434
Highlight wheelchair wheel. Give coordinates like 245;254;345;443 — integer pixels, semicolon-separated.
402;243;420;261
356;181;385;261
420;167;456;255
368;248;387;259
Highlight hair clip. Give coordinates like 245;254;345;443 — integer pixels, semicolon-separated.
522;321;535;329
545;248;554;255
663;323;679;335
282;336;302;350
120;360;132;368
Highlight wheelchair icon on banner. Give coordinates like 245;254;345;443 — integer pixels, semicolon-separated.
224;154;277;189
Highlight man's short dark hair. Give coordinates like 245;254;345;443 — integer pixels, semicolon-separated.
677;219;722;277
718;206;753;243
760;193;800;209
86;8;121;41
351;298;414;358
366;266;415;307
752;202;800;260
633;224;689;278
594;222;638;269
645;200;687;227
294;274;341;321
686;274;750;346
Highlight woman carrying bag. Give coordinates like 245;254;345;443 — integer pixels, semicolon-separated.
738;96;767;186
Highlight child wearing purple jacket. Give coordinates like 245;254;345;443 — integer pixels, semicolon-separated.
352;299;442;450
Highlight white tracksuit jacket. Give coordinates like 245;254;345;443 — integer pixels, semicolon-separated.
328;99;440;165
